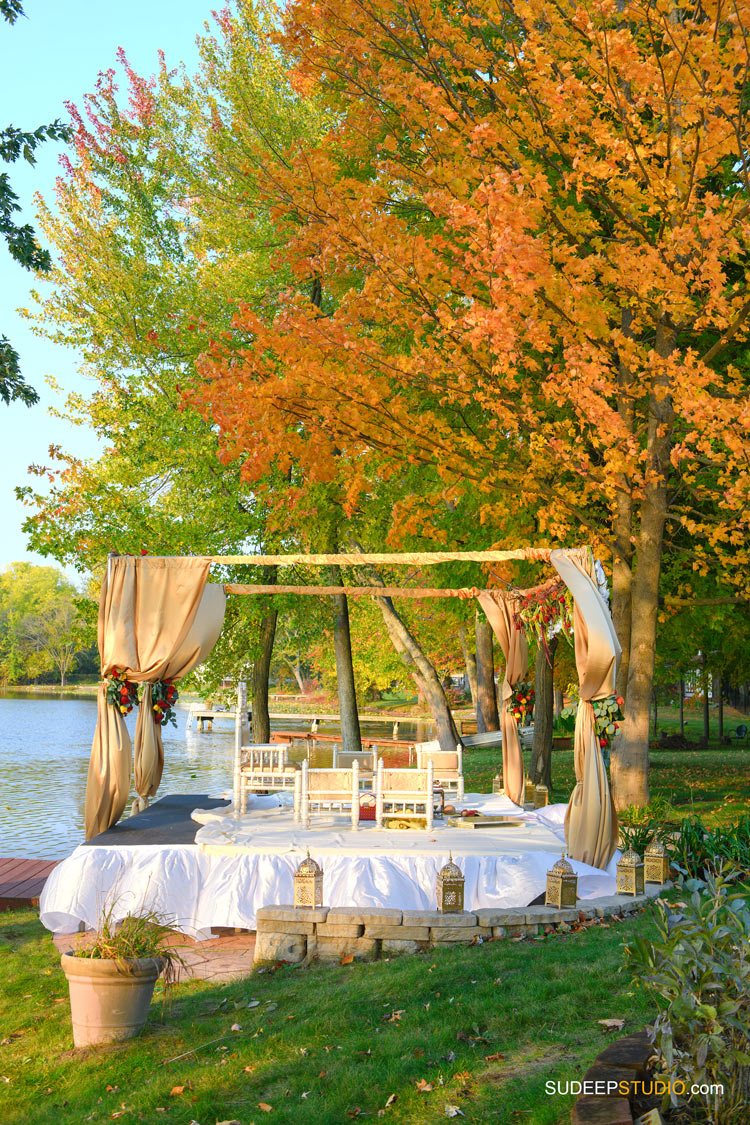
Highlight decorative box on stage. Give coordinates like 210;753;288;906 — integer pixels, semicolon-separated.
294;850;323;908
524;778;535;804
617;848;645;896
644;838;670;884
545;852;577;909
359;794;376;821
534;784;549;808
492;773;504;794
437;854;465;913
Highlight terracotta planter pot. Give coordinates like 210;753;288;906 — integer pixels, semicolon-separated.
61;953;164;1048
552;735;572;750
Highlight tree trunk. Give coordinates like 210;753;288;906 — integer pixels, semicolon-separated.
613;308;636;702
702;661;710;744
282;654;306;694
651;687;658;737
679;677;684;737
375;594;460;751
327;565;362;753
611;320;674;810
530;636;556;789
458;623;477;703
475;611;500;733
717;671;723;741
252;603;278;744
554;686;564;717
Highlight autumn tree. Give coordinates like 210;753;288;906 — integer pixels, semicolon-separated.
195;0;750;807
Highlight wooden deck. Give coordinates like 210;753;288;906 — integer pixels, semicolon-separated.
0;857;58;911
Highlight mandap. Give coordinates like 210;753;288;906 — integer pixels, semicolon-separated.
84;546;620;872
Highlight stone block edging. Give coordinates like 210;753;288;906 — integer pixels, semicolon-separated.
570;1029;659;1125
253;882;670;967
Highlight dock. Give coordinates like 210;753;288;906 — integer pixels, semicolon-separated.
187;704;476;739
0;857;58;911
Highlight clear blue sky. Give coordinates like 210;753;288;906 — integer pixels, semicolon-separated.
0;0;216;581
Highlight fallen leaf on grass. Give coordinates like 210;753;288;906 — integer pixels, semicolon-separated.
243;1065;256;1073
383;1010;404;1023
258;1103;273;1112
416;1079;434;1092
484;1052;506;1062
445;1107;465;1118
341;954;354;965
318;1069;327;1078
597;1018;625;1031
301;1091;311;1100
106;1085;118;1093
230;1023;242;1032
385;1093;397;1106
170;1086;185;1096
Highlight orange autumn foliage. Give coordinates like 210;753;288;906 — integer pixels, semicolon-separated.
194;0;750;805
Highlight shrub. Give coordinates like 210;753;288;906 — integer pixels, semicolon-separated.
626;873;750;1123
668;816;750;880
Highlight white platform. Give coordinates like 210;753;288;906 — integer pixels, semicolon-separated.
39;793;620;939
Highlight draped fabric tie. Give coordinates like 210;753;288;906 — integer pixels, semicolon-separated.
476;592;528;807
549;549;621;869
84;557;226;839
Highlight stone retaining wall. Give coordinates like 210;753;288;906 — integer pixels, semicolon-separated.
253;883;667;966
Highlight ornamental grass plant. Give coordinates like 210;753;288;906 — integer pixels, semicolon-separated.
74;904;184;995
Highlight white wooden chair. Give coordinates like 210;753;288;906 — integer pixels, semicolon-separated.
414;741;464;800
331;747;375;790
375;760;434;829
331;746;375;772
239;743;297;813
295;761;360;829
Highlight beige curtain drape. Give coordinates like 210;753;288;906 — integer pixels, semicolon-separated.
85;557;226;839
550;549;620;869
477;593;528;806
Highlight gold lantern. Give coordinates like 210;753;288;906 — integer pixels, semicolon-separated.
492;773;504;794
294;849;323;908
644;838;670;885
534;784;549;808
545;852;578;909
617;848;645;896
437;853;465;913
524;777;536;804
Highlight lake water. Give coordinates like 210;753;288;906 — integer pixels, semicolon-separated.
0;694;427;860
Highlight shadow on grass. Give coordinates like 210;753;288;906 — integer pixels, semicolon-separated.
0;905;659;1125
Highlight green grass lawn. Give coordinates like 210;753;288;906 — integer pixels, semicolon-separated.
0;906;657;1125
462;710;750;831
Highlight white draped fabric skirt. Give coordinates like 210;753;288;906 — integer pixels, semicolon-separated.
39;794;620;939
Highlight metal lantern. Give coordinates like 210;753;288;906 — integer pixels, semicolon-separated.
617;847;645;896
294;849;323;908
437;853;465;913
524;777;536;804
534;784;549;808
545;852;578;909
644;838;670;885
492;773;504;794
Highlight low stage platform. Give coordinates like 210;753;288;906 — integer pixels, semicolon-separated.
39;792;620;939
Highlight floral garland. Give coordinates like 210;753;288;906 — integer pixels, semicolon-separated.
509;681;535;724
592;694;625;754
514;582;574;661
560;692;625;768
105;668;139;715
151;679;179;727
